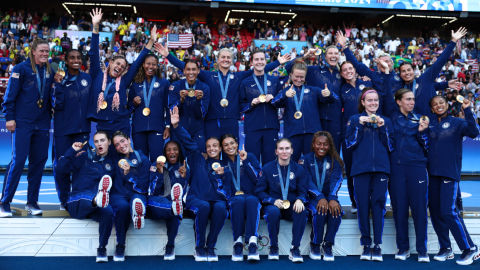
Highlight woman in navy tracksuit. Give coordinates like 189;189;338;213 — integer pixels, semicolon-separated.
299;131;344;262
128;54;171;163
56;131;115;263
345;88;394;262
110;131;151;262
382;85;430;262
255;138;308;263
169;107;232;262
339;61;375;213
220;134;262;261
272;60;337;162
168;60;210;152
87;9;156;136
239;51;282;165
1;38;55;217
52;49;92;207
155;44;290;140
285;47;343;152
427;95;480;265
147;139;190;260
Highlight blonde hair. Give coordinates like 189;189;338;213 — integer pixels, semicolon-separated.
324;45;340;70
29;38;51;75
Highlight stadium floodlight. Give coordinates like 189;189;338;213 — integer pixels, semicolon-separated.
134;6;137;13
382;15;394;24
225;10;230;22
266;11;280;14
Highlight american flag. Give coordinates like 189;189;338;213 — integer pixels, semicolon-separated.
467;58;479;72
167;33;193;49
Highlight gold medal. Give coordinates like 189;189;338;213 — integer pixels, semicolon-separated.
370;113;378;123
315;49;322;56
420;115;429;122
212;162;221;170
57;70;65;77
235;191;244;196
157;156;166;164
294;111;302;119
258;94;266;103
456;95;465;103
143;107;151;116
220;99;229;107
188;89;196;97
37;99;44;109
118;159;127;167
82;141;88;147
100;101;108;110
282;200;290;209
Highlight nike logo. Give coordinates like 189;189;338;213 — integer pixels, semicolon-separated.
273;174;278;177
214;75;218;77
346;90;351;93
321;71;326;73
66;83;73;87
381;178;387;181
251;84;256;87
157;133;162;136
419;180;425;183
444;181;451;183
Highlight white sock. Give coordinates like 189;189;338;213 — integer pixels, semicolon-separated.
249;236;257;244
236;236;243;244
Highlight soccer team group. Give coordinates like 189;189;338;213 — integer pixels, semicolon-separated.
0;8;479;265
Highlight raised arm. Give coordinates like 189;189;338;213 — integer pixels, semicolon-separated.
123;25;157;85
460;101;480;138
89;8;103;79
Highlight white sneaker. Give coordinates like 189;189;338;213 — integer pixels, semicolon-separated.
171;183;183;216
132;198;145;230
25;203;43;215
95;175;112;208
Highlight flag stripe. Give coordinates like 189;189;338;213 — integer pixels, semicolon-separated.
167;33;193;49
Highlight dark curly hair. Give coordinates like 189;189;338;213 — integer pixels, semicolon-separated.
310;131;344;172
133;54;162;83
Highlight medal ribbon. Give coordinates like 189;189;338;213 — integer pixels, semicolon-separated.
253;74;268;95
104;79;115;97
35;67;46;101
293;85;306;113
218;71;231;100
276;162;290;201
125;150;141;168
143;77;156;109
314;156;327;191
61;72;78;86
227;155;241;193
185;80;196;91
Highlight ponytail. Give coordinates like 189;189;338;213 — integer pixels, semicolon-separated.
29;38;51;75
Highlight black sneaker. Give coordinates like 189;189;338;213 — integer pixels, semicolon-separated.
309;242;321;260
194;246;207;262
268;246;279;260
322;242;334;261
208;247;218;262
96;246;108;263
164;245;175;260
232;242;244;261
372;245;383;262
114;244;125;262
289;246;303;263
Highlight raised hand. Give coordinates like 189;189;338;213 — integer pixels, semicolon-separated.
336;31;347;47
179;160;187;178
154;42;169;57
277;53;292;64
89;8;103;26
72;142;83;152
170;106;180;127
156;161;165;174
321;83;331;97
451;27;467;43
448;79;463;90
239;144;247;161
462;97;471;110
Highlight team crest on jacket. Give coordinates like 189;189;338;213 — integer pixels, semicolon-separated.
304;88;310;93
154;82;160;88
230;74;234;79
81;79;88;86
336;73;341;79
359;84;365;90
132;159;138;165
175;170;180;178
105;164;112;171
290;172;295;180
325;162;331;170
267;80;271;86
395;75;401;81
46;73;50;78
169;85;174;90
442;122;450;129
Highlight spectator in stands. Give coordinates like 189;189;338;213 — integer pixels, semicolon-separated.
68;21;79;31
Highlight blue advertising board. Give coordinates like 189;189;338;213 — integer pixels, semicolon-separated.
253;40;308;56
211;0;479;12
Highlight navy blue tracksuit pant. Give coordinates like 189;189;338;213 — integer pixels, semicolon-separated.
1;129;50;204
429;177;474;251
244;129;278;166
353;172;388;246
66;192;114;247
205;119;239;141
188;199;228;248
389;164;429;253
110;193;147;245
341;140;356;207
320;119;342;153
289;133;313;163
306;199;343;245
228;194;262;241
53;133;90;205
132;131;165;164
146;196;181;246
263;204;308;248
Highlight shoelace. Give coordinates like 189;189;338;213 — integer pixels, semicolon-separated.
234;243;243;254
116;245;125;255
270;246;279;254
30;202;41;209
438;248;451;255
98;247;107;256
165;246;174;255
292;248;301;257
373;246;381;256
460;249;472;259
363;246;371;254
323;243;332;255
312;244;321;254
208;248;217;256
248;243;257;254
196;247;206;256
